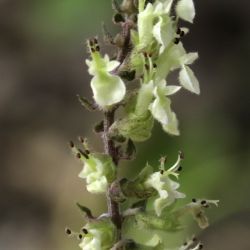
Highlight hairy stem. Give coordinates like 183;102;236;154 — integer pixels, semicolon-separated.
103;109;122;240
102;18;133;246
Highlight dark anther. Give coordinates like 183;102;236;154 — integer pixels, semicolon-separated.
160;170;164;175
89;40;94;46
93;38;98;44
65;228;71;235
79;136;84;143
153;63;157;68
148;53;152;57
82;228;88;234
174;38;180;44
113;13;125;23
199;244;204;249
192;198;197;203
201;200;207;205
76;153;81;159
78;234;83;240
172;16;177;21
193;237;197;242
78;149;89;159
143;52;148;58
176;28;181;35
177;166;183;171
179;151;184;159
95;46;100;51
85;150;90;155
91;48;95;53
145;64;149;71
180;30;185;37
183;242;188;246
69;141;74;148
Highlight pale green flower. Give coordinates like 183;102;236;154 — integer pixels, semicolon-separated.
177;199;219;229
144;153;185;216
86;50;125;107
135;81;154;116
149;80;181;136
176;0;196;23
137;1;173;50
78;153;115;194
153;14;175;51
79;219;116;250
179;65;200;94
137;2;155;49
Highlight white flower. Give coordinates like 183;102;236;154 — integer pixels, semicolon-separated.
149;80;181;136
144;153;185;216
86;49;125;107
176;0;196;23
78;153;115;194
79;219;116;250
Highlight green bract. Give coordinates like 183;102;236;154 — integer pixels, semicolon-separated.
110;111;154;142
78;153;116;194
79;219;116;250
86;51;125;108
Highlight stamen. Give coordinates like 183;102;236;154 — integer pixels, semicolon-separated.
82;228;88;234
65;228;72;235
78;234;83;240
179;150;184;159
177;166;183;171
180;30;185;37
176;28;181;35
69;141;74;148
174;38;180;44
89;40;94;46
192;198;197;203
144;64;149;71
78;136;85;144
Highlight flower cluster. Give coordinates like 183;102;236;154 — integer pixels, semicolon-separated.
66;0;218;249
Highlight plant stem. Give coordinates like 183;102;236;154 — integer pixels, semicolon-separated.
103;109;122;239
102;18;132;246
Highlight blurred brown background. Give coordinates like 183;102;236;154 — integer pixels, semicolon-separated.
0;0;249;249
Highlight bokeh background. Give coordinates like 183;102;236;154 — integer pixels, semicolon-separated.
0;0;249;249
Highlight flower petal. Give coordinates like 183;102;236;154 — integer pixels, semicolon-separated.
179;65;200;94
164;85;182;96
176;0;195;23
162;111;180;136
91;73;126;107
